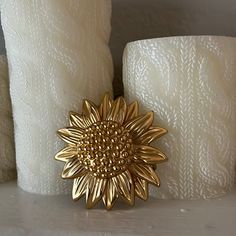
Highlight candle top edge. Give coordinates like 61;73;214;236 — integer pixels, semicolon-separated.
125;35;236;47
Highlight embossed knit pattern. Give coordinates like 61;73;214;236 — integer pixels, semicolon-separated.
0;55;16;183
1;0;113;194
123;36;236;199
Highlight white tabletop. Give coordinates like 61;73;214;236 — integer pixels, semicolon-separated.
0;181;235;236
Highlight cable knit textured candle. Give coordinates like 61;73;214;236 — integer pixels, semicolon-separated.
55;93;167;209
123;36;236;199
1;0;113;194
0;56;16;182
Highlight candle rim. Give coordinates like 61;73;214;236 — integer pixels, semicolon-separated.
125;35;236;48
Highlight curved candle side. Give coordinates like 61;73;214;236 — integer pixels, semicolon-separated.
0;56;16;183
1;0;113;195
123;36;236;199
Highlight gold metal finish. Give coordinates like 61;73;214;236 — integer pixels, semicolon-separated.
55;93;167;209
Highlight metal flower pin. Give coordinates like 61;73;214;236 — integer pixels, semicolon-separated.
55;93;167;209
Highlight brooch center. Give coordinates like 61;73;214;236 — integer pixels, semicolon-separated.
77;121;133;178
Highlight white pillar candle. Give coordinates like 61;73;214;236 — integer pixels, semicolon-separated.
1;0;113;194
0;56;16;183
123;36;236;199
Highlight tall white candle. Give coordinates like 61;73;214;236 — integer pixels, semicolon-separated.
123;36;236;199
0;56;16;183
1;0;113;194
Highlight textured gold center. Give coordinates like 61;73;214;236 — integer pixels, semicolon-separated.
78;121;133;178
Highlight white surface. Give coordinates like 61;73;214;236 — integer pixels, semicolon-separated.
123;36;236;199
0;181;236;236
0;55;15;182
1;0;113;194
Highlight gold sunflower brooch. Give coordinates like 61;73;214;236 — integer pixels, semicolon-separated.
55;93;167;209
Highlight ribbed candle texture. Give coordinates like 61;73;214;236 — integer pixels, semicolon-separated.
123;36;236;199
0;55;16;183
1;0;113;194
